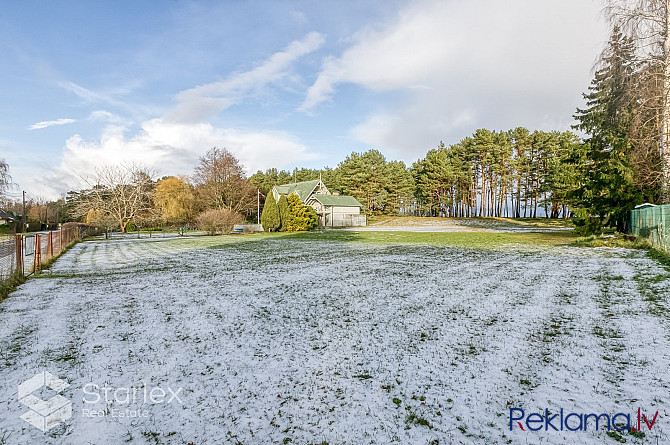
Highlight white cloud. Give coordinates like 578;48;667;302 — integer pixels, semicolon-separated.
25;33;327;199
28;119;316;199
167;32;325;123
28;118;76;130
303;0;608;158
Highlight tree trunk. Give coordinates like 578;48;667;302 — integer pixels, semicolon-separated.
662;0;670;203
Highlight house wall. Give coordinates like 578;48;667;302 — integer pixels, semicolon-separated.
330;212;366;227
320;206;365;227
331;206;360;215
308;200;324;212
305;196;365;227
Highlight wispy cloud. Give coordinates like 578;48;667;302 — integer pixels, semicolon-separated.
166;31;325;123
87;110;125;124
59;81;118;105
28;118;76;130
57;80;154;118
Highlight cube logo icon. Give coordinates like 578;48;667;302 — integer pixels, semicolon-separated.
18;371;72;432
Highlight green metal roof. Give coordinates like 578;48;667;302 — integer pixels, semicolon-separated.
274;179;320;201
310;194;363;207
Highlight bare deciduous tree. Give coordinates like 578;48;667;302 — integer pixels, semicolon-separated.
70;164;156;233
0;159;10;198
193;147;256;213
605;0;670;202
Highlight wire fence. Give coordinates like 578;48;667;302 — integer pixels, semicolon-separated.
0;225;97;281
629;204;670;252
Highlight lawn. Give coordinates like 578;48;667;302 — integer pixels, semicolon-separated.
0;230;669;444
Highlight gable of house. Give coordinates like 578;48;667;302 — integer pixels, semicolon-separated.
272;179;329;202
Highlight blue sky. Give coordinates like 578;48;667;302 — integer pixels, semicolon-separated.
0;0;607;200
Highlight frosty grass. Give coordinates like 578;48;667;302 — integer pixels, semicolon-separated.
0;233;669;444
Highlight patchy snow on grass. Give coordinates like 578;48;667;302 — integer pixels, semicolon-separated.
0;235;668;444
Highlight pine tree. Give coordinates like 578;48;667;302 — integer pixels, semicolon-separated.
277;194;289;231
573;26;641;231
385;160;415;215
260;194;281;232
336;149;389;213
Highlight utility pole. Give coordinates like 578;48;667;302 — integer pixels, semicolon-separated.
257;189;260;224
22;190;26;233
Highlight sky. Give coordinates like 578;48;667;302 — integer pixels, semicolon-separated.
0;0;608;201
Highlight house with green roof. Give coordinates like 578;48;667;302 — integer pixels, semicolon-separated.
271;179;327;203
270;179;366;227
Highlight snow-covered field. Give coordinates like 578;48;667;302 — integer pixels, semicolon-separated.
0;234;669;444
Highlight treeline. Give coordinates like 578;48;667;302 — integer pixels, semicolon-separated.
249;128;581;219
65;148;259;233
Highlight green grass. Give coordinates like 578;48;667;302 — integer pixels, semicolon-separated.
283;230;576;249
487;217;574;228
200;227;577;251
369;215;574;229
405;412;432;429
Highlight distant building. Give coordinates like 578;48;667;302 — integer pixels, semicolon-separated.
634;203;657;209
270;179;366;227
0;209;16;226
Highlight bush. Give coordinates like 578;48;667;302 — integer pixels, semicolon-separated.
261;195;281;232
278;194;289;232
284;193;318;231
196;208;244;235
572;209;603;236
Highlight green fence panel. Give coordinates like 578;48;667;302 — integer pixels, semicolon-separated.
629;204;670;252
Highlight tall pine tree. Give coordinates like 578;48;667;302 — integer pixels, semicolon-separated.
572;26;641;231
